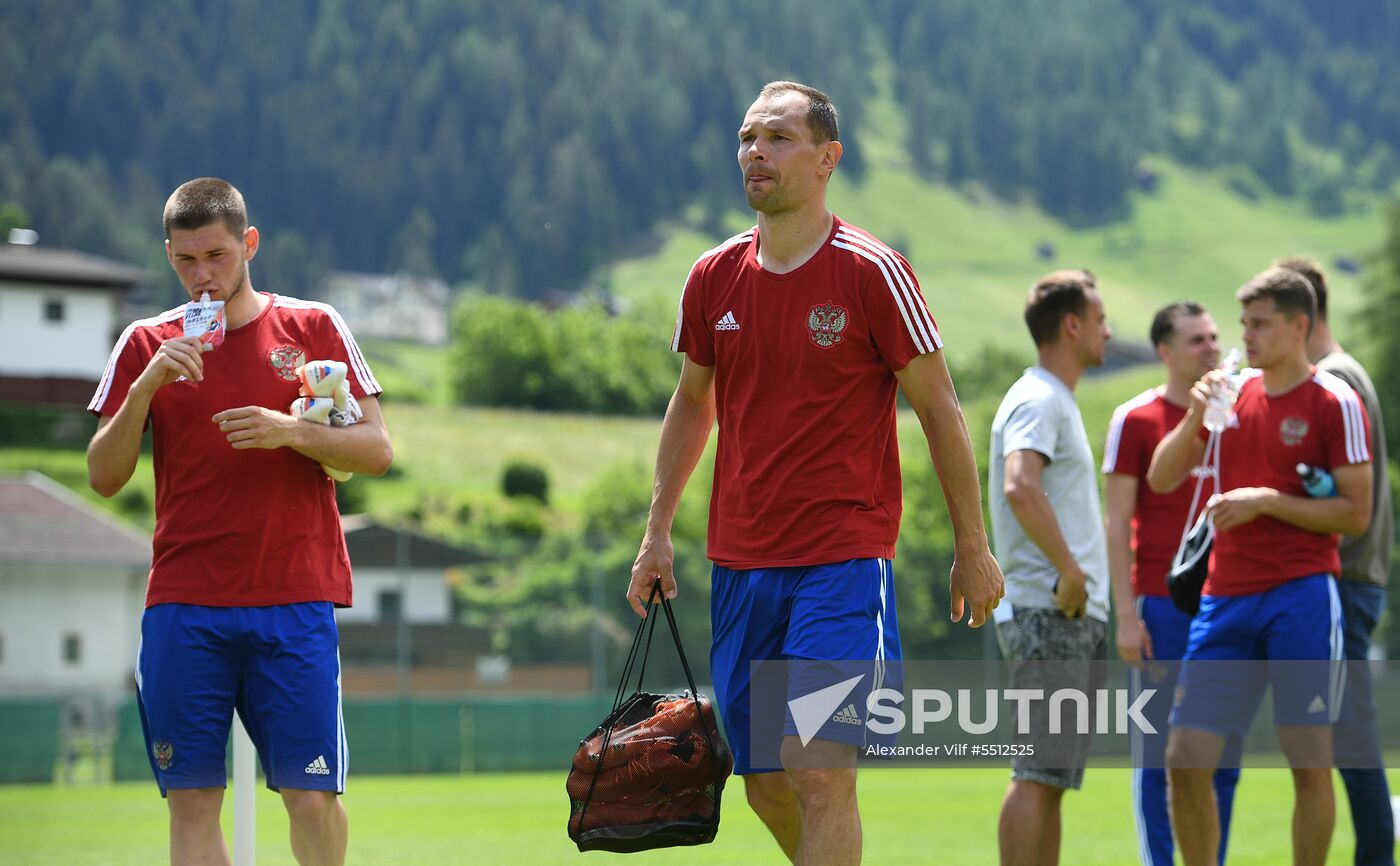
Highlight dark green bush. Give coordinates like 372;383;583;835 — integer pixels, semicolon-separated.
501;459;550;504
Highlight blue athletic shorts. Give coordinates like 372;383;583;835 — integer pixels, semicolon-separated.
710;558;902;775
136;602;347;796
1170;574;1343;740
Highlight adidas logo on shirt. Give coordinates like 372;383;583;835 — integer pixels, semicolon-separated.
832;703;863;726
304;755;331;776
715;311;740;331
1307;695;1327;714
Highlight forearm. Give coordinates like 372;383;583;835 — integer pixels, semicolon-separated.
286;417;393;476
1264;492;1370;535
922;406;990;553
1106;522;1136;615
645;389;714;536
1147;418;1203;493
1007;490;1078;575
87;386;155;496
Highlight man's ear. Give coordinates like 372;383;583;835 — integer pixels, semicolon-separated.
818;140;843;177
1062;311;1082;342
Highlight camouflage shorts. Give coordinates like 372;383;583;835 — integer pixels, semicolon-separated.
995;607;1108;790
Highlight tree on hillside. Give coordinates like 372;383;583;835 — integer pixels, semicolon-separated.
2;0;1399;292
1358;202;1400;458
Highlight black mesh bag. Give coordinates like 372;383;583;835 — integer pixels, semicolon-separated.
565;582;733;853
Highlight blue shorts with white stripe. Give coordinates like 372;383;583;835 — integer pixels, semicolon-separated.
710;557;902;775
136;602;347;796
1171;573;1344;740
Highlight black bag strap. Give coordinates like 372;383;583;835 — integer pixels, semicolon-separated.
654;581;725;810
657;585;702;699
611;579;705;705
1171;426;1222;573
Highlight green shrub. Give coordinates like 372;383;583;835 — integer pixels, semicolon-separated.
0;403;96;447
501;459;549;504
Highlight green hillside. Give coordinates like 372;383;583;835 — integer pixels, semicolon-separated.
606;37;1380;350
607;158;1379;355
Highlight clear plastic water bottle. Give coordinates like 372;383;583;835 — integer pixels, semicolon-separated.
1297;463;1337;498
1202;348;1242;433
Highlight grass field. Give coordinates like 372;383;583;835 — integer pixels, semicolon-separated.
1;767;1393;865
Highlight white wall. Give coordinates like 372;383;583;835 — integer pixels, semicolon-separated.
0;284;119;378
336;567;452;624
0;565;147;697
325;277;449;345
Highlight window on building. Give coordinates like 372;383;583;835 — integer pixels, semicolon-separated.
379;590;403;623
62;633;81;665
44;298;65;323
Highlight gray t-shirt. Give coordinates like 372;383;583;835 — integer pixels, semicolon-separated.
1318;351;1392;585
989;367;1110;622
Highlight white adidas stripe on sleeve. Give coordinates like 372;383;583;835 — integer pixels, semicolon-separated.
833;229;941;354
831;238;934;355
835;229;941;347
1314;371;1370;464
275;297;383;395
1102;390;1157;474
88;307;185;413
671;231;753;352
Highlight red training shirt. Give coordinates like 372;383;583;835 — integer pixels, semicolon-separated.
1204;369;1370;595
671;217;941;569
1102;389;1191;597
89;293;382;608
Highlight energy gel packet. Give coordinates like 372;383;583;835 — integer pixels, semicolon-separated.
183;291;226;350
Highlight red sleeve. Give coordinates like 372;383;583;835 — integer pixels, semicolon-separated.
860;248;941;371
314;306;382;399
1103;407;1147;478
88;324;153;417
1322;387;1371;468
671;257;715;367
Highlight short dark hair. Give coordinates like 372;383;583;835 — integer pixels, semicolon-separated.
163;177;248;239
758;80;839;143
1274;255;1329;320
1024;269;1096;347
1236;266;1316;334
1149;301;1207;347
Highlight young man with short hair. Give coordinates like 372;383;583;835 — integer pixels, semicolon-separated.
990;269;1113;866
1280;256;1394;866
1149;267;1372;866
88;177;392;866
1102;301;1240;865
628;81;1004;866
